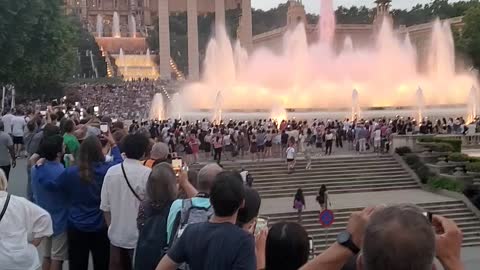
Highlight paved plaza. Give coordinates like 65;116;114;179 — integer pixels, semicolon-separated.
7;158;480;270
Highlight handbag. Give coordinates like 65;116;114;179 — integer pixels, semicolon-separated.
121;163;142;201
0;194;11;224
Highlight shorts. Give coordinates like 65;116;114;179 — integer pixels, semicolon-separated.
13;136;23;145
41;232;68;261
266;141;272;147
374;139;381;148
257;145;265;152
287;158;295;162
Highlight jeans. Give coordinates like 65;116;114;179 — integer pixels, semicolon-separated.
214;147;222;163
325;140;333;155
359;138;366;152
68;227;110;270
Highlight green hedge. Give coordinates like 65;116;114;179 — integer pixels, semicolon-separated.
466;162;480;172
417;137;461;152
420;142;455;153
447;153;469;162
403;153;433;184
395;146;412;156
428;176;464;192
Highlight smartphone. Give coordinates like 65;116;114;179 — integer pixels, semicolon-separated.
172;158;182;175
94;106;99;113
100;122;109;133
75;102;80;107
255;217;269;236
308;237;315;254
423;211;433;223
40;111;47;116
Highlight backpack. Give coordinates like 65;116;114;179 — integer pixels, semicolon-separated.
169;199;214;270
170;198;214;245
134;206;170;270
246;173;254;187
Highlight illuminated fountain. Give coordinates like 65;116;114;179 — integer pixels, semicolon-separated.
96;14;103;38
169;93;184;119
129;15;137;38
416;87;425;122
172;0;478;121
467;86;478;124
112;12;121;38
212;91;223;124
352;89;360;120
114;48;159;80
150;94;165;120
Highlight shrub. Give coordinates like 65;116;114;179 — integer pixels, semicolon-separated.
436;138;462;153
395;146;412;156
428;176;464;193
417;137;461;152
447;153;469;162
404;153;420;167
466;162;480;172
468;156;480;163
416;165;433;184
424;142;454;153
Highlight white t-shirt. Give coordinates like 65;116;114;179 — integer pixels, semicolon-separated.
2;113;14;134
11;116;26;137
374;129;382;141
100;159;151;249
286;147;295;159
0;192;53;270
325;133;334;141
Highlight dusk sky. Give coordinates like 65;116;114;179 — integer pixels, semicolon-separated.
252;0;462;13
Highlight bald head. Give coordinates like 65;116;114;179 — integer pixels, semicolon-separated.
360;204;435;270
197;163;223;192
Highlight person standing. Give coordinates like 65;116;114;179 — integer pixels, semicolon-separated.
156;172;256;270
2;109;14;136
0;169;54;270
31;135;68;270
63;119;80;167
11;109;26;157
0;120;16;180
213;132;223;164
256;129;266;161
44;134;121;270
293;188;306;223
286;142;296;174
324;129;334;156
315;185;329;211
281;130;289;159
304;129;313;170
101;134;151;270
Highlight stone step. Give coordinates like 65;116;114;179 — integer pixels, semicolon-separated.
253;172;411;182
259;184;420;198
255;179;416;192
253;177;415;188
263;201;480;252
252;166;407;177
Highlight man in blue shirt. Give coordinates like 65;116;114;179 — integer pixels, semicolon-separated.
157;171;256;270
31;135;68;270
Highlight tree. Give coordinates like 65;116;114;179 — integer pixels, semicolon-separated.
0;0;78;97
457;5;480;68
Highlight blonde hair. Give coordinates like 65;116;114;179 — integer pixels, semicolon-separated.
0;169;8;191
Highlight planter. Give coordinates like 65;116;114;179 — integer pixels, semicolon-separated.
419;152;448;164
466;171;480;179
439;172;473;187
427;163;457;174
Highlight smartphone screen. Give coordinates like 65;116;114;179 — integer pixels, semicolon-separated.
255;217;269;236
94;106;99;113
75;102;80;107
172;158;182;173
40;111;46;116
100;122;109;133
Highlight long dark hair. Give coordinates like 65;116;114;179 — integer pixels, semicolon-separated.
146;163;177;208
319;184;327;195
265;222;309;270
79;136;106;183
294;188;305;205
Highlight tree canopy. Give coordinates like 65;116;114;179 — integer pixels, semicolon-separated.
0;0;92;97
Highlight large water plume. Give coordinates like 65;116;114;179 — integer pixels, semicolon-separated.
177;0;477;116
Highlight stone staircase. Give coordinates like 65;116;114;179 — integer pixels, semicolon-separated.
219;155;420;199
266;200;480;254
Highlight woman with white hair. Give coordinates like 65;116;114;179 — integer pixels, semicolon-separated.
0;169;53;270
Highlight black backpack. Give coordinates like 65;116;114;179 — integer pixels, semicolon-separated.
134;205;170;270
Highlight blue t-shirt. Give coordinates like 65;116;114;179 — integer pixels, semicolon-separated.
168;222;256;270
31;161;68;236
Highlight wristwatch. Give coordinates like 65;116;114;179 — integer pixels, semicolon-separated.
337;231;360;254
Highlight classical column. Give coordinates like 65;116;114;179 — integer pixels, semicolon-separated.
81;0;87;19
158;0;171;80
187;0;199;80
215;0;225;30
240;0;253;52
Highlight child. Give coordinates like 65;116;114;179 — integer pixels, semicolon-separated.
293;188;306;223
286;142;296;174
